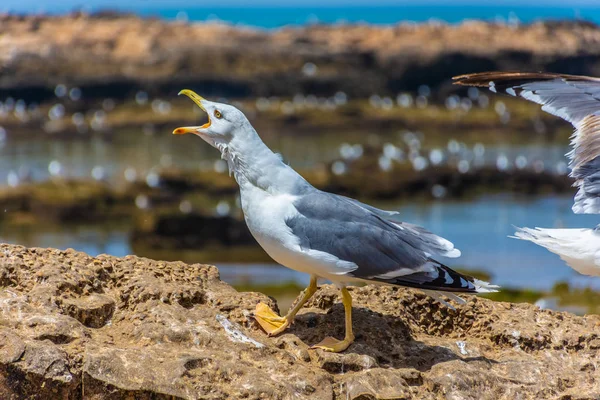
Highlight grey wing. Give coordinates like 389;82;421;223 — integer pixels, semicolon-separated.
339;195;400;218
454;72;600;214
287;191;491;293
338;195;460;257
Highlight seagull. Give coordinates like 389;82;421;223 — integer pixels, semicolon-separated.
173;89;498;352
454;72;600;276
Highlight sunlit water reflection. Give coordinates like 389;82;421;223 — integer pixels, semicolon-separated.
0;130;570;186
1;194;597;291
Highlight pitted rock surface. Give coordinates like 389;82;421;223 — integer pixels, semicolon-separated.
0;243;599;399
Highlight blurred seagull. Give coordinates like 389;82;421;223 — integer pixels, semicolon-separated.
454;72;600;214
454;72;600;276
173;89;498;352
512;227;600;276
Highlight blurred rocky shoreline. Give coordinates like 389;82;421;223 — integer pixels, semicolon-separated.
1;13;600;102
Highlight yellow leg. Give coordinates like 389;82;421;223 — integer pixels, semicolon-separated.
311;286;355;352
254;275;318;336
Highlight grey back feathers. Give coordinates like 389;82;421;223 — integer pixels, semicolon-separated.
285;190;493;293
454;72;600;214
339;195;460;257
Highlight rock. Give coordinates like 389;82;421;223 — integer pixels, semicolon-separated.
324;162;574;200
0;243;600;399
0;330;25;364
131;210;257;250
340;368;420;399
62;294;115;328
0;179;133;223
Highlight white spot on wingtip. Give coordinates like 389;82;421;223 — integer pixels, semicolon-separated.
506;88;516;96
444;271;453;285
445;248;461;258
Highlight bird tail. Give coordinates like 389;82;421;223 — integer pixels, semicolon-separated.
379;259;499;295
511;226;599;276
510;226;584;248
472;278;500;293
510;226;550;242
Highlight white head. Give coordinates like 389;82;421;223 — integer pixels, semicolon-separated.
173;89;255;151
173;89;307;190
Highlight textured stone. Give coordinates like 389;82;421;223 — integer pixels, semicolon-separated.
0;243;599;399
62;294;115;328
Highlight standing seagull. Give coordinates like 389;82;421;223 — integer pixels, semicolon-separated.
173;89;498;352
454;72;600;276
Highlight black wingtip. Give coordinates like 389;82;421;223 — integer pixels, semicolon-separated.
377;259;483;293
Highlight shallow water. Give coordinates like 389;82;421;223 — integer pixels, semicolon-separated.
1;194;598;291
0;128;570;187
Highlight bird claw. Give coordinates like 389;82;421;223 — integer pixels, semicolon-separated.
311;336;354;353
253;302;290;335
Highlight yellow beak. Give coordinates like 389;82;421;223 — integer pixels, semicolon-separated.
173;89;210;135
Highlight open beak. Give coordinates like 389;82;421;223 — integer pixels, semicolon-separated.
173;89;211;135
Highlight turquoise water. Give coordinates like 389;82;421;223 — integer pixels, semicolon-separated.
145;6;599;27
2;194;598;291
2;4;598;27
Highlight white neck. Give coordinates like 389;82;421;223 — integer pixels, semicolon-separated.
216;125;309;195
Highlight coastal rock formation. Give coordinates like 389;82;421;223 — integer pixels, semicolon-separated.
0;243;599;399
1;13;600;101
0;180;133;223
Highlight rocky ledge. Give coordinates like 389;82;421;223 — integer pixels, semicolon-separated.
1;13;600;101
0;243;599;399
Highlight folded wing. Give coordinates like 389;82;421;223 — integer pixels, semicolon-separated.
287;191;496;293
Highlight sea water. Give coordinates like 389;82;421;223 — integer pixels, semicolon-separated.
2;3;599;27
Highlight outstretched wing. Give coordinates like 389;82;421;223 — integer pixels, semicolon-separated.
286;191;495;293
454;72;600;214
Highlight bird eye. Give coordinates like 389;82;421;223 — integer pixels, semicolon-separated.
214;110;222;119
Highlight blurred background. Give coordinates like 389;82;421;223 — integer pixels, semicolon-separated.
1;0;600;312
